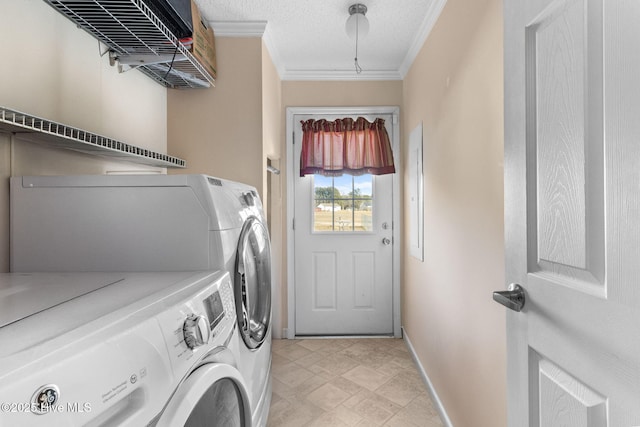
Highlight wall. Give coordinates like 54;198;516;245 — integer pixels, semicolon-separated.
401;0;505;426
262;42;284;338
262;42;282;219
0;0;168;272
282;81;402;108
167;37;264;194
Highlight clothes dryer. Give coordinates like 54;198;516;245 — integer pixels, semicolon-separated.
10;174;273;426
225;182;272;427
0;270;251;427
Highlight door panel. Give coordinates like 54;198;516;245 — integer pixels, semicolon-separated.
533;0;588;270
312;252;337;309
505;0;640;425
294;114;395;336
526;0;605;293
532;353;608;427
353;252;375;308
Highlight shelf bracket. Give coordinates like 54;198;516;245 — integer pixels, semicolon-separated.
110;52;189;67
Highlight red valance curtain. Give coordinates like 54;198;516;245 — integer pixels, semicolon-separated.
300;117;396;177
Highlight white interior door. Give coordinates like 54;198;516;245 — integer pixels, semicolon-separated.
293;113;395;336
504;0;640;425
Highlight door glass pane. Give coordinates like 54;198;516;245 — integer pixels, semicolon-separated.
237;218;271;349
185;378;244;427
313;174;373;232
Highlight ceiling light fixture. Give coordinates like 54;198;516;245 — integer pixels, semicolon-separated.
345;3;369;74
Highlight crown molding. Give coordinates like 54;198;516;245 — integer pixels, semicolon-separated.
262;26;287;78
209;21;267;37
398;0;448;78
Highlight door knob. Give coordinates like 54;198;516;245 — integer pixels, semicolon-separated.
382;237;391;245
493;284;525;312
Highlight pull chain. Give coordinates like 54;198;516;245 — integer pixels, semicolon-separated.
354;13;363;74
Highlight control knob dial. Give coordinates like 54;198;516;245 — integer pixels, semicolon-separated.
183;314;211;349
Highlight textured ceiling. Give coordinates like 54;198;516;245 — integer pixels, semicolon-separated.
196;0;447;80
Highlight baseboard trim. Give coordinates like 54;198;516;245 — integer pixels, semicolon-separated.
293;335;395;339
402;327;454;427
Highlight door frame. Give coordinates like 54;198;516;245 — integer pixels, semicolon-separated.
285;106;402;339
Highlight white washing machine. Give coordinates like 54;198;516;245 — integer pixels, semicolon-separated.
0;270;252;427
10;174;273;426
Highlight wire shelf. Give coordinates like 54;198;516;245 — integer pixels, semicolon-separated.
45;0;214;89
0;107;186;168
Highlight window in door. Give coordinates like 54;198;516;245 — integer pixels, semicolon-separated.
313;174;373;232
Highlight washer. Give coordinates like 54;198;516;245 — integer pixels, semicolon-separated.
10;174;273;426
0;270;251;427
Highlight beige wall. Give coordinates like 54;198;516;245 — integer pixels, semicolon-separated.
262;42;283;215
0;0;168;272
282;81;402;108
167;37;264;194
261;42;284;338
402;0;505;426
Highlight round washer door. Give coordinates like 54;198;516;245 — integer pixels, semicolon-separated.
156;364;251;427
235;216;271;349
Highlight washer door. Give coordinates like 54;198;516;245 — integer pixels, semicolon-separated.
156;364;251;427
235;216;271;349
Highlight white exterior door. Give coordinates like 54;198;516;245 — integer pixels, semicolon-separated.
293;113;395;336
504;0;640;425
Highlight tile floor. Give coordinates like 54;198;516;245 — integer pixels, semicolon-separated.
267;338;444;427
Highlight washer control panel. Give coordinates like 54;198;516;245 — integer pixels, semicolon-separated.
157;273;235;378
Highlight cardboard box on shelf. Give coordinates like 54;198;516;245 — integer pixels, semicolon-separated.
188;0;217;79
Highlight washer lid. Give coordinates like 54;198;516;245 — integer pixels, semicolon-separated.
0;273;124;328
0;271;222;358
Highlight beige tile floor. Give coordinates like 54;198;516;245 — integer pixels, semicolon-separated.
267;338;444;427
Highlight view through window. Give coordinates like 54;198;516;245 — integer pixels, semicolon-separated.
313;174;373;232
